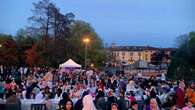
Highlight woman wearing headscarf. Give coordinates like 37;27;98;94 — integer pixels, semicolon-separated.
74;91;89;110
145;98;160;110
82;94;97;110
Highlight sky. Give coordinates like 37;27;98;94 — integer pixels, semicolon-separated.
0;0;195;47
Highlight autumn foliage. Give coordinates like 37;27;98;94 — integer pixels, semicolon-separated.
25;44;40;67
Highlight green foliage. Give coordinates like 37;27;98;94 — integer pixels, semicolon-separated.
167;32;195;80
188;32;195;68
68;20;106;68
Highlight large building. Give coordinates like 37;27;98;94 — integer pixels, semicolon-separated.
107;44;174;65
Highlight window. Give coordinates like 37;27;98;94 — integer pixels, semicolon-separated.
117;52;119;56
129;52;133;56
122;52;125;56
138;52;141;60
130;57;133;61
145;54;148;60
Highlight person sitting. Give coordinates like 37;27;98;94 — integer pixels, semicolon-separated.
74;91;89;110
63;99;74;110
95;90;107;110
117;90;127;110
145;98;160;110
0;82;5;99
82;94;97;110
182;100;195;110
6;90;20;105
55;88;62;100
186;82;195;105
35;89;44;100
58;92;70;110
44;86;53;99
128;91;136;103
126;80;136;92
107;90;118;110
129;101;138;110
44;95;52;110
111;103;118;110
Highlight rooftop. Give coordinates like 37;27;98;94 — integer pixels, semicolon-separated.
108;45;175;51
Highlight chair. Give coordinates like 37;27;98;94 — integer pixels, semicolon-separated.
31;104;47;110
5;103;21;110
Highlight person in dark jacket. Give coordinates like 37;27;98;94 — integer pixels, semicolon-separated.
58;92;70;110
117;90;127;110
107;90;118;110
95;90;107;110
74;91;89;110
145;89;162;110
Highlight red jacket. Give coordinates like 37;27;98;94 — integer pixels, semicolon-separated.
176;88;185;108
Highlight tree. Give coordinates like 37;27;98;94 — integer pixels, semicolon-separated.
69;20;106;68
167;32;195;80
28;0;54;52
28;0;75;67
188;32;195;68
0;0;105;68
0;34;18;66
15;29;37;66
25;44;41;67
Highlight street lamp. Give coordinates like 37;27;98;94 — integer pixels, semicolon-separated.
83;38;90;69
0;44;2;48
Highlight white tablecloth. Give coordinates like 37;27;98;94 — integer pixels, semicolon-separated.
21;99;59;110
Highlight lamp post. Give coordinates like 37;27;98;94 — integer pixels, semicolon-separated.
0;44;2;48
83;38;90;69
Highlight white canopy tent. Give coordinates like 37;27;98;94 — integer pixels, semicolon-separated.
59;59;81;68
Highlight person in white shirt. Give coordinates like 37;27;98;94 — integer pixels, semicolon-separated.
126;80;136;92
54;88;62;100
35;90;44;100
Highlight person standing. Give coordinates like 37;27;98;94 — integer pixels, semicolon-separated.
176;81;185;109
186;82;195;105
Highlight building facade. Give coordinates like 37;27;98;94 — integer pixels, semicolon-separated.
108;45;174;65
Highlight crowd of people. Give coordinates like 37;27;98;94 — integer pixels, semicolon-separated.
0;65;195;110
